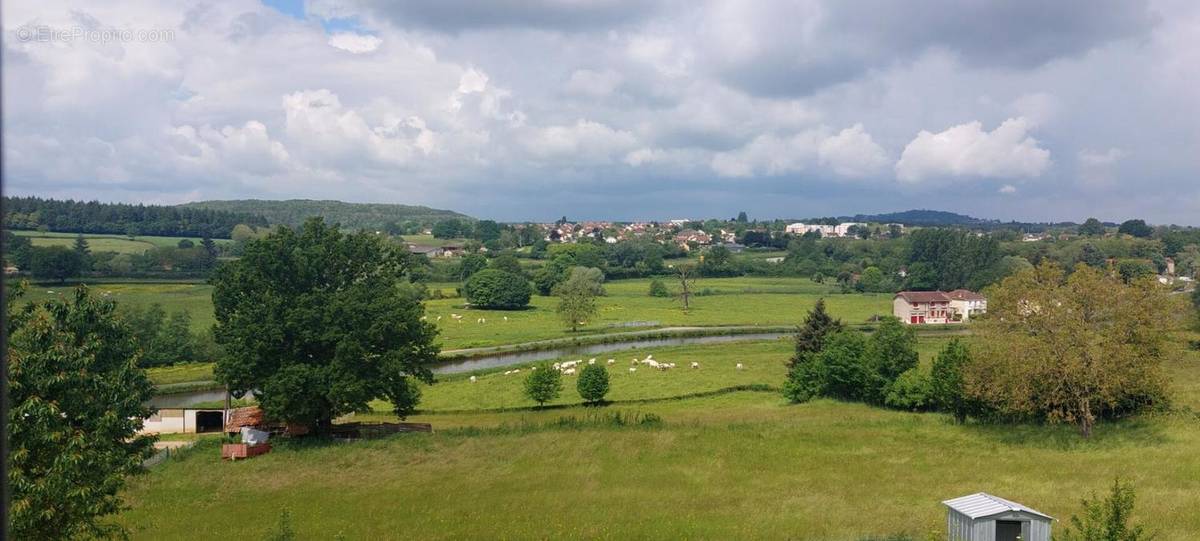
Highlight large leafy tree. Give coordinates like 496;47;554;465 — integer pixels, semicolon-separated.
464;269;532;309
7;284;156;540
1078;217;1107;236
212;218;439;432
555;269;601;332
967;263;1177;437
29;245;83;283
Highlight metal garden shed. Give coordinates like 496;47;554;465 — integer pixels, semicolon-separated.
943;492;1053;541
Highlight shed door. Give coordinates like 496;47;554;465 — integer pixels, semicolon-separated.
996;520;1022;541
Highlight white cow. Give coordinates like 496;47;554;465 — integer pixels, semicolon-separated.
690;362;700;369
469;375;477;383
736;363;744;370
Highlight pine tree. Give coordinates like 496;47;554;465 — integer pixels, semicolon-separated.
788;298;843;368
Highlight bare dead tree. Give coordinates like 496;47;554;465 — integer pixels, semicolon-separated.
676;264;697;311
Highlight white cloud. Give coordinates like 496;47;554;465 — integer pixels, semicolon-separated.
711;124;887;179
521;119;637;165
565;69;624;97
999;184;1017;194
328;32;383;54
894;118;1051;183
817;124;889;178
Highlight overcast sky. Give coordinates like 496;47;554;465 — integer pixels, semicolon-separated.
4;1;1199;223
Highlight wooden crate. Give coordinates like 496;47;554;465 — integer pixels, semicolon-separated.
221;443;272;460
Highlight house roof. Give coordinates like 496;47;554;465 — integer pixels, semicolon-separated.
895;291;950;303
943;492;1053;521
946;289;987;301
406;244;442;254
225;406;265;431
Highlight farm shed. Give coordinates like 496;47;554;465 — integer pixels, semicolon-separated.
140;408;228;435
943;492;1053;541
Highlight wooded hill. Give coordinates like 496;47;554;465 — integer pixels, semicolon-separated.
3;196;268;238
178;199;473;231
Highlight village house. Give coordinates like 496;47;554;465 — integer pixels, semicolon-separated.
893;290;986;324
784;222;866;238
673;229;712;249
946;289;988;322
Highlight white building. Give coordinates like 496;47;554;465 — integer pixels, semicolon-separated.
784;222;866;238
946;289;988;322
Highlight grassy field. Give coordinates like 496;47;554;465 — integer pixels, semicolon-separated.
428;277;893;349
147;363;215;386
118;336;1200;540
17;277;891;350
12;230;232;254
18;282;215;333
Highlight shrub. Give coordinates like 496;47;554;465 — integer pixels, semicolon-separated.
577;364;610;404
884;368;932;411
464;269;532;309
648;278;671;297
1057;478;1154;541
523;364;562;406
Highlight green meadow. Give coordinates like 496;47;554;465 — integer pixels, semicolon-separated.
427;277;893;349
18;282;216;333
118;336;1200;540
17;277;891;350
12;230;232;254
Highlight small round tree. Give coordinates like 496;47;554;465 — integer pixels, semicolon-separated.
464;269;532;309
648;278;671;297
524;364;562;406
576;364;610;404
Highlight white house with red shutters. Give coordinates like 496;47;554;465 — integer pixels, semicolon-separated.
892;289;986;324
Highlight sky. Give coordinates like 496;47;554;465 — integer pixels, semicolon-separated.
3;1;1199;224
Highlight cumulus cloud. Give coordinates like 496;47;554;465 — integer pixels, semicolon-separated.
328;32;383;54
711;124;887;179
2;0;1197;222
817;124;889;178
894;118;1051;183
521;119;637;165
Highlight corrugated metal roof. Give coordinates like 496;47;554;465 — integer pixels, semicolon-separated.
943;492;1053;520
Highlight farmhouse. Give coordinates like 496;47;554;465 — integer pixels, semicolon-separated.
893;291;953;324
943;492;1053;541
946;289;988;321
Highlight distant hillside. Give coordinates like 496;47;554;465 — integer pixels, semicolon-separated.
847;209;996;226
178;199;473;230
3;196;268;238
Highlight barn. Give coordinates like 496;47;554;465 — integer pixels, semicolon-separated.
943;492;1053;541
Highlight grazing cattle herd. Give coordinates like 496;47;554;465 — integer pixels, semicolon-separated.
468;352;731;383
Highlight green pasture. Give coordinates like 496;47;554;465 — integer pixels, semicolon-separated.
118;336;1200;540
18;282;215;333
426;277;893;349
11;230;232;255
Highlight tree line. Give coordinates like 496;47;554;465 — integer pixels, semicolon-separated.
784;262;1181;438
3;196;268;238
